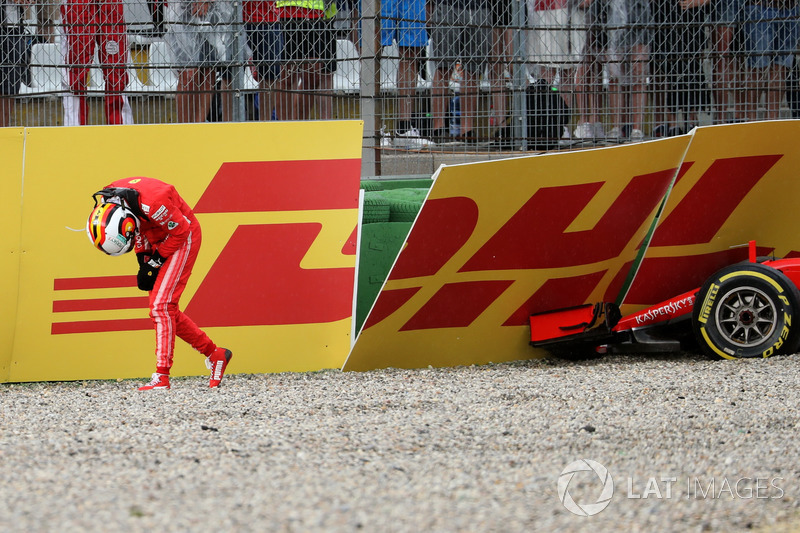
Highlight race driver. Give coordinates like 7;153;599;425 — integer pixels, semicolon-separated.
87;176;232;390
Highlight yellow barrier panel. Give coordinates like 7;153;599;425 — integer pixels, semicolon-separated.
344;120;800;372
620;121;800;310
0;128;25;382
344;135;691;371
4;121;362;383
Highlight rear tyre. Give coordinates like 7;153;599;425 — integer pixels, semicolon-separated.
692;263;800;359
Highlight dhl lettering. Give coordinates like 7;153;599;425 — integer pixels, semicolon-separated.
53;160;360;335
375;156;777;330
368;153;786;331
194;159;360;213
389;197;478;280
187;160;357;326
614;249;768;305
502;271;607;327
462;169;677;271
185;223;354;327
621;156;780;305
650;155;782;247
400;280;514;331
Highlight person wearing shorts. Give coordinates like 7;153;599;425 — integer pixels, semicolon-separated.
708;0;746;123
245;0;285;120
572;0;608;140
164;0;236;122
489;0;512;143
428;0;491;142
1;0;27;126
277;1;337;120
359;0;429;146
740;0;799;120
649;0;710;136
527;0;586;139
605;0;651;140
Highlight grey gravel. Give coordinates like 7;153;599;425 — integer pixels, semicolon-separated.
2;352;800;532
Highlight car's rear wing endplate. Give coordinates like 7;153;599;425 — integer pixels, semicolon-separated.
529;303;621;349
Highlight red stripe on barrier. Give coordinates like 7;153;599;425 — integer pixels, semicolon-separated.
51;318;152;335
53;296;150;313
400;280;514;331
503;271;607;327
185;223;354;326
194;159;361;213
54;276;137;290
650;155;781;247
362;287;420;331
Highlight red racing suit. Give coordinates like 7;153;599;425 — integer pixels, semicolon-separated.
106;177;216;371
60;0;133;125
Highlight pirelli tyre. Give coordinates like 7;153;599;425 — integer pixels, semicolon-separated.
692;263;800;359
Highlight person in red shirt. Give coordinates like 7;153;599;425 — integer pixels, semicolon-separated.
60;0;133;125
87;177;233;390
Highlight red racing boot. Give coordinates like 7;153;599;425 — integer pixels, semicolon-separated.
138;373;170;391
207;348;233;388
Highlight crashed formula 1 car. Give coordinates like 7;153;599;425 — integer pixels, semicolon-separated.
530;242;800;360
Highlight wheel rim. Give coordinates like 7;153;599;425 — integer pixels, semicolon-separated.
715;285;778;347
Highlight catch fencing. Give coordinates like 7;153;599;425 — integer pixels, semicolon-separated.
1;0;799;175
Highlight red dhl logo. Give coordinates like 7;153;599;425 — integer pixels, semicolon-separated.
52;159;360;335
364;154;793;332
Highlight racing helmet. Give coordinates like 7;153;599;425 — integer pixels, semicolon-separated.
86;202;139;256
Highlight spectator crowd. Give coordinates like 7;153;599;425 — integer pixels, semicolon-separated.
1;0;799;148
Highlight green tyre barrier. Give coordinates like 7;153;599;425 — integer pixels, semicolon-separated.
361;180;385;191
362;195;390;223
355;221;414;334
389;201;422;222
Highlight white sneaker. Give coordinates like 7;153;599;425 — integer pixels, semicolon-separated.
394;127;434;149
630;129;644;141
558;126;573;146
379;126;392;147
573;122;595;139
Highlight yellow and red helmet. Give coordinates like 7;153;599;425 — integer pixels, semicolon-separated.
86;202;139;256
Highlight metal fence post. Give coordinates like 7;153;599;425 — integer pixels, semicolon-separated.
511;0;527;150
360;0;381;177
231;0;246;123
